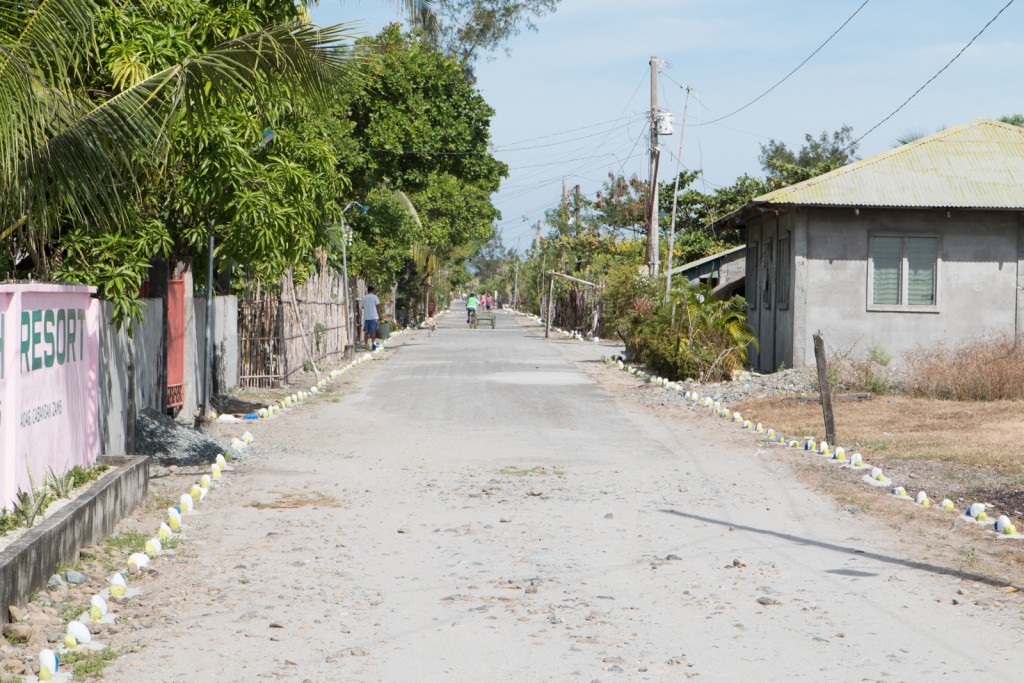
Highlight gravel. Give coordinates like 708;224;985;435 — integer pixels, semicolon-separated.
135;408;228;465
691;368;818;404
627;366;819;409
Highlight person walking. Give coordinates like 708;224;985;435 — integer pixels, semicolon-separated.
360;286;382;349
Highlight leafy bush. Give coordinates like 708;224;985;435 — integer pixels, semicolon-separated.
69;464;108;489
903;335;1024;401
602;263;661;358
603;268;757;382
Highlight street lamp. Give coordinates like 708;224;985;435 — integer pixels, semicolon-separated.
339;201;369;349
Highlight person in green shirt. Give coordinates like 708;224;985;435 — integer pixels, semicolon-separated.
466;293;480;324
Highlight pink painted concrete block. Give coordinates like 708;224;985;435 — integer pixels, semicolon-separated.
0;284;99;509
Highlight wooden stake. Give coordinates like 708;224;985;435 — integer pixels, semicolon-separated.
813;331;836;444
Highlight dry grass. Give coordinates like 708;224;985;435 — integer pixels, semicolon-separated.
903;335;1024;401
249;491;342;509
499;465;565;477
734;394;1024;520
734;395;1024;473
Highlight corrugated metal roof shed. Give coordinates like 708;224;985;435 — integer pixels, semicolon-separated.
753;118;1024;209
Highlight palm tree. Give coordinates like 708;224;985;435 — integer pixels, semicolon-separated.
674;284;757;382
0;0;433;275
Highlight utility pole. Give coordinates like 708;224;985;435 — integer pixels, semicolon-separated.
647;56;661;277
562;177;569;220
573;184;582;235
665;85;692;301
513;238;520;309
536;221;545;316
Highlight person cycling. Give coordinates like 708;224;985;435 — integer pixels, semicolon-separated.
466;293;480;324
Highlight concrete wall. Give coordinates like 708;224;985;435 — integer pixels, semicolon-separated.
194;295;239;402
0;455;148;624
792;207;1021;367
97;288;237;452
96;299;163;456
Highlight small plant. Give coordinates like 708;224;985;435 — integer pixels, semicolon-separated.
13;460;52;528
104;530;147;555
69;463;108;489
47;467;77;498
0;508;19;534
13;479;51;528
313;322;326;350
61;647;117;680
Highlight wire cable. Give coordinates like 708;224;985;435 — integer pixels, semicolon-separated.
688;0;871;126
849;0;1015;148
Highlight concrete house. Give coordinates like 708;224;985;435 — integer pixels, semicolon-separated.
716;118;1024;373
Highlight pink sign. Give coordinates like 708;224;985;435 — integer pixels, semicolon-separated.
0;285;99;510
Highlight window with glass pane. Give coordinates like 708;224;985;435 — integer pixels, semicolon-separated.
871;236;901;305
907;237;937;305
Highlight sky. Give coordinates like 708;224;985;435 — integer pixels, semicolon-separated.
311;0;1024;250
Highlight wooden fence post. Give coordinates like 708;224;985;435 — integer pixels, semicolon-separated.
813;331;837;444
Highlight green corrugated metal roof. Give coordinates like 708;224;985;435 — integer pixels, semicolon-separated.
753;118;1024;209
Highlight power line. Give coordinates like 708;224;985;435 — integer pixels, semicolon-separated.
687;0;871;127
849;0;1015;148
495;115;646;147
496;118;639;153
613;120;648;179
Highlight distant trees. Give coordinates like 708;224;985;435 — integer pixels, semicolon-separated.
429;0;562;70
758;125;859;186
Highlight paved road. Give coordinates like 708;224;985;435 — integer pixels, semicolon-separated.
105;306;1023;682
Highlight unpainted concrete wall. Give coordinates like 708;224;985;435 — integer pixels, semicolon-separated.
0;455;148;625
794;207;1020;367
194;295;240;402
98;287;238;451
97;299;163;455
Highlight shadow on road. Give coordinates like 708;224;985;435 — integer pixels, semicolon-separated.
660;508;1019;590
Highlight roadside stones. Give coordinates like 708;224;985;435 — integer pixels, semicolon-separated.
45;575;66;592
2;623;32;642
8;606;29;622
64;570;86;586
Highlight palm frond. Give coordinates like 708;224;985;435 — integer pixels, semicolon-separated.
390;188;423;228
0;0;99;180
3;20;362;242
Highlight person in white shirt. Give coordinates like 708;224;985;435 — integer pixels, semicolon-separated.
360;286;382;348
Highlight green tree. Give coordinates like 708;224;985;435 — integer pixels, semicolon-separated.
1000;114;1024;127
758;125;858;185
343;25;507;300
430;0;561;70
3;0;434;323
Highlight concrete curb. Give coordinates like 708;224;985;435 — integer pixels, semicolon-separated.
0;455;149;626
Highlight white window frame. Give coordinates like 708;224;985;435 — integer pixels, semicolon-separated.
866;232;941;313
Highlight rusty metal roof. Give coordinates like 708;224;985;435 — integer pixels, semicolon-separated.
753;118;1024;209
